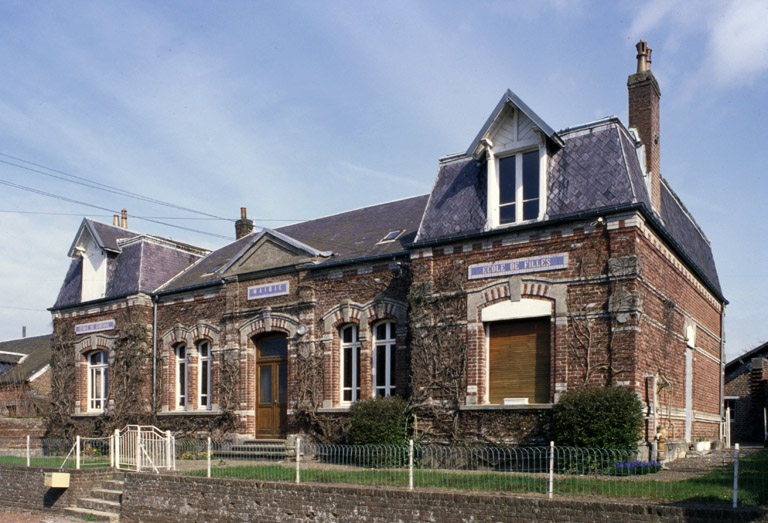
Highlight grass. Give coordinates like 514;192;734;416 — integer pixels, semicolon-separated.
181;451;768;507
0;455;110;468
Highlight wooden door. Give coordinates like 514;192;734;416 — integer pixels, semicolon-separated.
256;334;288;438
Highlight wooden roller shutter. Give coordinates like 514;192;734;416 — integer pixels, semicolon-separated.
489;318;550;404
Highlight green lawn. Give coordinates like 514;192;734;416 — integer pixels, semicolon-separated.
183;450;768;507
0;455;110;468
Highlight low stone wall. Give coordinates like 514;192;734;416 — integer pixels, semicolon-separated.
121;473;768;523
0;417;46;439
0;466;114;513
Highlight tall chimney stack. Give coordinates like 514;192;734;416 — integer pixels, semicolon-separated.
628;40;661;213
235;207;254;239
121;209;128;228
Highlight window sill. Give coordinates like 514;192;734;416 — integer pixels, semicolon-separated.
158;410;222;417
316;407;351;414
460;403;553;411
72;412;105;417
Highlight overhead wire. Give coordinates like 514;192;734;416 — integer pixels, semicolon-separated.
0;178;232;240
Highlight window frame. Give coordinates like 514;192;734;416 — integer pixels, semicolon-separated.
87;350;108;412
340;325;361;404
373;321;397;397
197;341;212;410
486;141;547;229
175;344;188;411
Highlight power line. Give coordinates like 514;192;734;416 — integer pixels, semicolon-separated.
0;305;48;312
0;152;233;221
0;178;232;240
0;210;301;221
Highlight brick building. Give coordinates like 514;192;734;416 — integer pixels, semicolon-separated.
49;42;725;445
0;334;52;417
724;342;768;444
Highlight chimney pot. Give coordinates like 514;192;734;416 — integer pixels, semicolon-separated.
235;206;255;239
22;326;26;338
113;214;120;226
121;209;128;228
636;40;652;73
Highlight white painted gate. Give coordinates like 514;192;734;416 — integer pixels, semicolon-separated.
115;425;175;472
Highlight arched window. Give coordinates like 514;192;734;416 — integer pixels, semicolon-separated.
176;344;188;410
373;322;397;397
198;341;212;410
341;325;361;403
88;351;108;411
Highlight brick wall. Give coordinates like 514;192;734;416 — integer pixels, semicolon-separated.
119;473;765;523
0;466;114;513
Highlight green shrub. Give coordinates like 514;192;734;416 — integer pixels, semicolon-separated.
552;387;643;450
349;396;411;446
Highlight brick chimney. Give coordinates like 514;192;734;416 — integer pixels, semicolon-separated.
235;207;254;239
628;40;661;213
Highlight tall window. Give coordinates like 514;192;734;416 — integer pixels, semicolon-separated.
499;150;540;224
176;344;188;410
374;322;397;397
88;351;108;411
198;341;212;410
341;325;361;403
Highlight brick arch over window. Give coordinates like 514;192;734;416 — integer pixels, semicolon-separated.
75;333;116;356
466;277;566;406
237;311;300;347
160;322;221;350
322;298;407;336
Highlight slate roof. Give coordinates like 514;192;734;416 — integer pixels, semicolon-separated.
159;195;429;292
53;221;207;309
0;334;52;385
416;116;722;297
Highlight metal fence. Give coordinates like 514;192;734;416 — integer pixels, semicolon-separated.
1;435;766;508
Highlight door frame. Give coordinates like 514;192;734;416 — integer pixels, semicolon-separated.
255;333;288;438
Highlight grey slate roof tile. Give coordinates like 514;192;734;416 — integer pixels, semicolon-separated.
160;195;430;292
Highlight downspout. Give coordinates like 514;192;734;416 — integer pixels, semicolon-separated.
153;295;158;414
719;304;726;442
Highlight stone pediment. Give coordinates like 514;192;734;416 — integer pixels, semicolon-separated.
222;229;331;276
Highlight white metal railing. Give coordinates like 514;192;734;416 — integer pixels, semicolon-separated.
116;425;175;472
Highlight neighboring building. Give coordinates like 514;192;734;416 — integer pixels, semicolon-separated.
49;42;725;445
0;334;52;417
724;342;768;443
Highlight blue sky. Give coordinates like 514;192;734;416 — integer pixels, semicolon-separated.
0;1;766;362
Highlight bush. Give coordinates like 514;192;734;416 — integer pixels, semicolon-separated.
552;387;643;450
349;396;411;446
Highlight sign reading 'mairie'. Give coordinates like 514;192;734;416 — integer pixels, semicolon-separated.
468;253;569;280
248;281;290;300
75;319;116;335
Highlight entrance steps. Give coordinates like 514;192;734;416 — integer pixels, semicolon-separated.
63;474;124;522
223;439;288;461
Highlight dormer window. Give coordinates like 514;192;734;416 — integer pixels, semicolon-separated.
499;150;540;224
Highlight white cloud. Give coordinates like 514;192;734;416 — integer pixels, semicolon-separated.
709;0;768;85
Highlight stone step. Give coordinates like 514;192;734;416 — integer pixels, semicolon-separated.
62;506;119;522
76;496;121;514
92;488;123;503
101;479;125;490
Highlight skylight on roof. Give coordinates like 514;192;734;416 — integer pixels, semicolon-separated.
379;230;403;244
204;264;223;276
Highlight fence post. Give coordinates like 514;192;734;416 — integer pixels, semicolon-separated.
295;436;301;484
166;430;174;471
207;437;211;478
75;436;80;470
26;435;30;467
548;441;554;499
733;443;740;508
409;439;414;490
136;430;141;472
114;429;120;469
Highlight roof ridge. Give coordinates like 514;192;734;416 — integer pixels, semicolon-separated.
279;194;429;227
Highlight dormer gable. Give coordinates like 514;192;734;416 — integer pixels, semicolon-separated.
66;219;137;302
220;229;333;277
466;90;563;230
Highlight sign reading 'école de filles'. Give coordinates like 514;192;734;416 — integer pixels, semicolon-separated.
248;281;290;300
468;253;569;280
75;319;116;335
